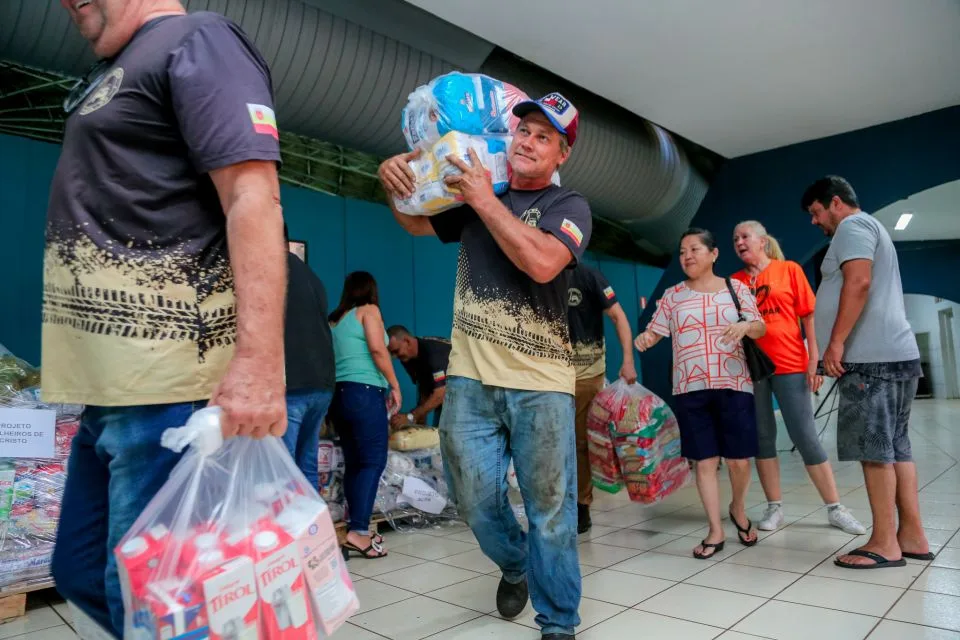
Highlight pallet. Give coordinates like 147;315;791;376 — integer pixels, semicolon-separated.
0;579;55;623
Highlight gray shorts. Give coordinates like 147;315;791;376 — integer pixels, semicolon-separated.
836;363;920;463
754;373;828;465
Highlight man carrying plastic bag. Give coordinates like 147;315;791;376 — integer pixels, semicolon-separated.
379;92;588;640
46;2;287;637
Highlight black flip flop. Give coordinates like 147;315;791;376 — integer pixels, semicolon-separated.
834;548;907;570
902;551;936;561
729;510;758;547
693;539;725;560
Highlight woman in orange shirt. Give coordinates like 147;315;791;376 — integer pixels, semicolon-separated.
732;221;865;535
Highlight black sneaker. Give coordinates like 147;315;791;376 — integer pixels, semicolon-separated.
496;576;528;619
542;634;576;639
577;503;592;534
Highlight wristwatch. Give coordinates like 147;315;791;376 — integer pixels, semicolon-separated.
406;413;415;424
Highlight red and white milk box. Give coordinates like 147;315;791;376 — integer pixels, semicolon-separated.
253;529;316;640
117;525;173;600
201;556;259;640
179;531;222;575
278;500;359;636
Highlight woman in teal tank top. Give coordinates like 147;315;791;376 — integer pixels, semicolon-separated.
328;271;401;559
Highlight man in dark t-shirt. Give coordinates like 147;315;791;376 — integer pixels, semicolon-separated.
47;4;286;636
387;326;451;426
380;93;588;640
567;263;638;533
283;225;335;490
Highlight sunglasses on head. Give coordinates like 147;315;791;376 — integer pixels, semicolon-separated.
63;59;111;115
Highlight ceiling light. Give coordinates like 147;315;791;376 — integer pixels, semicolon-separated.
895;212;913;231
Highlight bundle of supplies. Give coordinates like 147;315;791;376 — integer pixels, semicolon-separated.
402;72;525;149
0;345;82;589
374;448;458;533
115;407;358;640
587;380;689;504
396;72;539;216
393;131;510;216
388;426;440;451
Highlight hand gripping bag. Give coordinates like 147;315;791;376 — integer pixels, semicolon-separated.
393;131;510;216
114;407;359;640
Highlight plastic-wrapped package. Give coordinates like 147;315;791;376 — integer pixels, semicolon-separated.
587;380;690;504
115;407;358;640
394;132;510;216
389;426;440;452
402;72;522;150
0;358;82;590
374;448;459;532
398;73;560;216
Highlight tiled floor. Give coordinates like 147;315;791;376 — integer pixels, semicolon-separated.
4;399;959;639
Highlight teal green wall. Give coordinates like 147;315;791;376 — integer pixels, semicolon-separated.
0;133;663;403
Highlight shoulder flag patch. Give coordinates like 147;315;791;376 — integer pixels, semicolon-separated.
560;218;583;247
433;371;446;382
603;286;616;299
247;103;278;140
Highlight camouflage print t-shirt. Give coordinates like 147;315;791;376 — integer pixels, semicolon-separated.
42;13;281;406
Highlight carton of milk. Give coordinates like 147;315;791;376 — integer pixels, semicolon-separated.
201;556;259;640
253;530;316;640
278;499;359;636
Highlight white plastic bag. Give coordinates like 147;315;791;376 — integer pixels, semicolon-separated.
115;407;359;640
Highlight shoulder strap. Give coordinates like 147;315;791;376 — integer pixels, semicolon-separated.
724;277;746;321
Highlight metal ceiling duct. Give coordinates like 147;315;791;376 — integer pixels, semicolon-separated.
0;0;707;257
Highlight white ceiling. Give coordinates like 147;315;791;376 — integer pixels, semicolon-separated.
402;0;960;157
873;180;960;242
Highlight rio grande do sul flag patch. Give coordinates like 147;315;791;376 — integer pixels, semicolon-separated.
247;103;278;140
603;286;615;299
560;218;583;247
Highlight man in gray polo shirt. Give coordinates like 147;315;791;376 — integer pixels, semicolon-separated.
802;176;931;570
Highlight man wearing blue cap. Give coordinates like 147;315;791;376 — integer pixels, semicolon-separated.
380;93;588;640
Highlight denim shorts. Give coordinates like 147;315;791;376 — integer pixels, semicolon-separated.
672;389;759;460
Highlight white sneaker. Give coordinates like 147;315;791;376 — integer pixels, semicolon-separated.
828;505;867;535
758;504;784;531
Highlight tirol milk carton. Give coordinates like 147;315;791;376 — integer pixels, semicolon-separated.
278;499;359;636
117;525;173;600
201;556;259;640
253;529;316;640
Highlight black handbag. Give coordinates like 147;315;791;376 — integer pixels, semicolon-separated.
724;277;776;382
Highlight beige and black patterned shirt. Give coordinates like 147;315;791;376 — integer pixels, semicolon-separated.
430;186;593;395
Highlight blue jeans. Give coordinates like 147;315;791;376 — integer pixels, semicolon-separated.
283;388;333;489
52;401;203;638
439;376;580;636
328;382;389;533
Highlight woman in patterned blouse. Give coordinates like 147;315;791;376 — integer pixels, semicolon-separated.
636;228;766;559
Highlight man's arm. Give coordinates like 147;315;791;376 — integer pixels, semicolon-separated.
822;258;872;378
473;196;576;283
604;303;637;383
830;259;872;346
411;387;446;423
447;150;584;283
209;160;287;437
